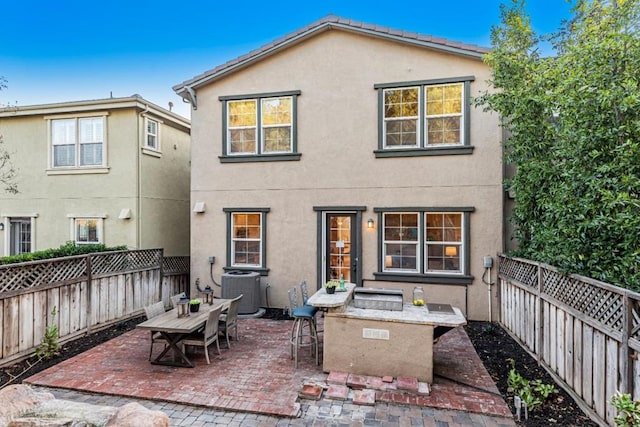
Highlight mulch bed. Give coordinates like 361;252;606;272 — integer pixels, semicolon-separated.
0;311;598;426
465;321;598;426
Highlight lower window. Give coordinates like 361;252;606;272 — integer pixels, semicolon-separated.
71;217;103;244
223;208;269;272
8;217;33;255
376;208;473;280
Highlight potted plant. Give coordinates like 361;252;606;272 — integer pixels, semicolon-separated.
189;298;201;312
325;281;337;294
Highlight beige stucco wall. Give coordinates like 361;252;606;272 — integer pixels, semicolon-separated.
188;29;503;320
0;103;190;257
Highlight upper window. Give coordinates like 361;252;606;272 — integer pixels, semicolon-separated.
375;207;474;284
375;77;474;157
223;208;270;273
219;91;301;163
51;117;105;168
145;118;159;150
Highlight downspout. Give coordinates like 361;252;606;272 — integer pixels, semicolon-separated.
136;104;149;249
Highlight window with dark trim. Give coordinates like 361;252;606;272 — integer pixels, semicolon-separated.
223;208;270;275
373;207;474;285
219;91;301;163
374;77;475;158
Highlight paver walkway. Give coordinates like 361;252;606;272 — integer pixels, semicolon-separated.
26;317;516;426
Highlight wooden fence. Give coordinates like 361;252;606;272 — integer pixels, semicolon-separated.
499;255;640;426
0;249;189;367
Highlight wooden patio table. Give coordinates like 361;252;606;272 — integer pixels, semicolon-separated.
137;298;231;368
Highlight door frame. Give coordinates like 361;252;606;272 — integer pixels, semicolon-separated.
313;206;365;291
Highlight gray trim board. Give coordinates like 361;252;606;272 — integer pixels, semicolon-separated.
220;153;302;163
219;90;301;101
373;207;475;213
313;206;367;212
373;76;475;89
374;146;474;158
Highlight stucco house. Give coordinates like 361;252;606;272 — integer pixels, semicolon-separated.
0;95;191;257
174;16;504;320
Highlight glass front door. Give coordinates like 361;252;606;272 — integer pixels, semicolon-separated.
326;213;356;283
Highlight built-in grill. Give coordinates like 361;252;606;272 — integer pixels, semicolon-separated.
352;288;403;311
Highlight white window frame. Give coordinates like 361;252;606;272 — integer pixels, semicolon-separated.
382;87;420;149
227;99;258;155
424;212;464;274
424;83;464;147
46;112;109;174
377;209;470;278
144;117;161;151
230;212;262;267
375;77;472;153
67;214;106;245
382;212;420;273
2;214;38;256
260;96;293;154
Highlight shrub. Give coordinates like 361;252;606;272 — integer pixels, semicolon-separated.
0;241;127;265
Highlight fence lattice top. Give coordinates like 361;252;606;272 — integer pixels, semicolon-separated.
499;255;640;339
0;249;163;294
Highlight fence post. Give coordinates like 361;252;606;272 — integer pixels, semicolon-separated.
621;292;631;394
536;262;543;364
158;249;164;305
85;254;93;335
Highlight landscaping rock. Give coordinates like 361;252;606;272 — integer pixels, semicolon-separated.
106;402;169;427
0;385;55;426
0;385;167;427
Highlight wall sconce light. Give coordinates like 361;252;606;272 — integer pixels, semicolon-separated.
367;218;375;229
0;223;4;231
445;246;458;257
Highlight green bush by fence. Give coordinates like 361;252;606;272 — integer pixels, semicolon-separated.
0;242;127;265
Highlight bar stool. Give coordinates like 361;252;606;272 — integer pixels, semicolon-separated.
300;280;321;333
288;287;319;368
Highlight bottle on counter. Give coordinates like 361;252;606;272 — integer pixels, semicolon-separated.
413;286;425;306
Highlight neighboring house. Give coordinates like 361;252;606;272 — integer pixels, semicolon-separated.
0;95;191;257
173;16;504;321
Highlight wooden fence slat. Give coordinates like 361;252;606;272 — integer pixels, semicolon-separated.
70;282;81;334
557;308;565;379
3;298;19;358
593;331;606;418
566;315;574;386
634;357;640;401
573;318;583;396
19;293;34;352
59;286;71;338
543;301;550;365
550;305;557;373
605;338;619;424
582;324;594;406
0;299;3;358
32;292;47;353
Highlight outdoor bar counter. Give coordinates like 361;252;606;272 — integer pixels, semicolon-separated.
307;285;466;383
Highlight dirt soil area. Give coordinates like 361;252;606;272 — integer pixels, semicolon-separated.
0;312;598;426
465;321;598;426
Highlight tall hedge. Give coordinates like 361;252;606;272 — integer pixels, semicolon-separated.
477;0;640;290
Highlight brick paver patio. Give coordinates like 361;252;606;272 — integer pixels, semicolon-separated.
25;316;515;425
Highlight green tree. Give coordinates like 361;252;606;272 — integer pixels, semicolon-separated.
0;76;18;194
477;0;640;290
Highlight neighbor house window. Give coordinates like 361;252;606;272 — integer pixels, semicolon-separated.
223;208;270;273
219;91;301;162
145;118;159;150
51;116;105;168
375;77;474;157
7;217;33;255
67;215;105;245
375;207;473;284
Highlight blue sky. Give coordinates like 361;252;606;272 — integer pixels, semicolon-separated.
1;0;573;118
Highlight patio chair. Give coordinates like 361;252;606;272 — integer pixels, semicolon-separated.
288;287;319;368
219;294;243;348
143;301;167;360
170;292;187;308
181;305;223;364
